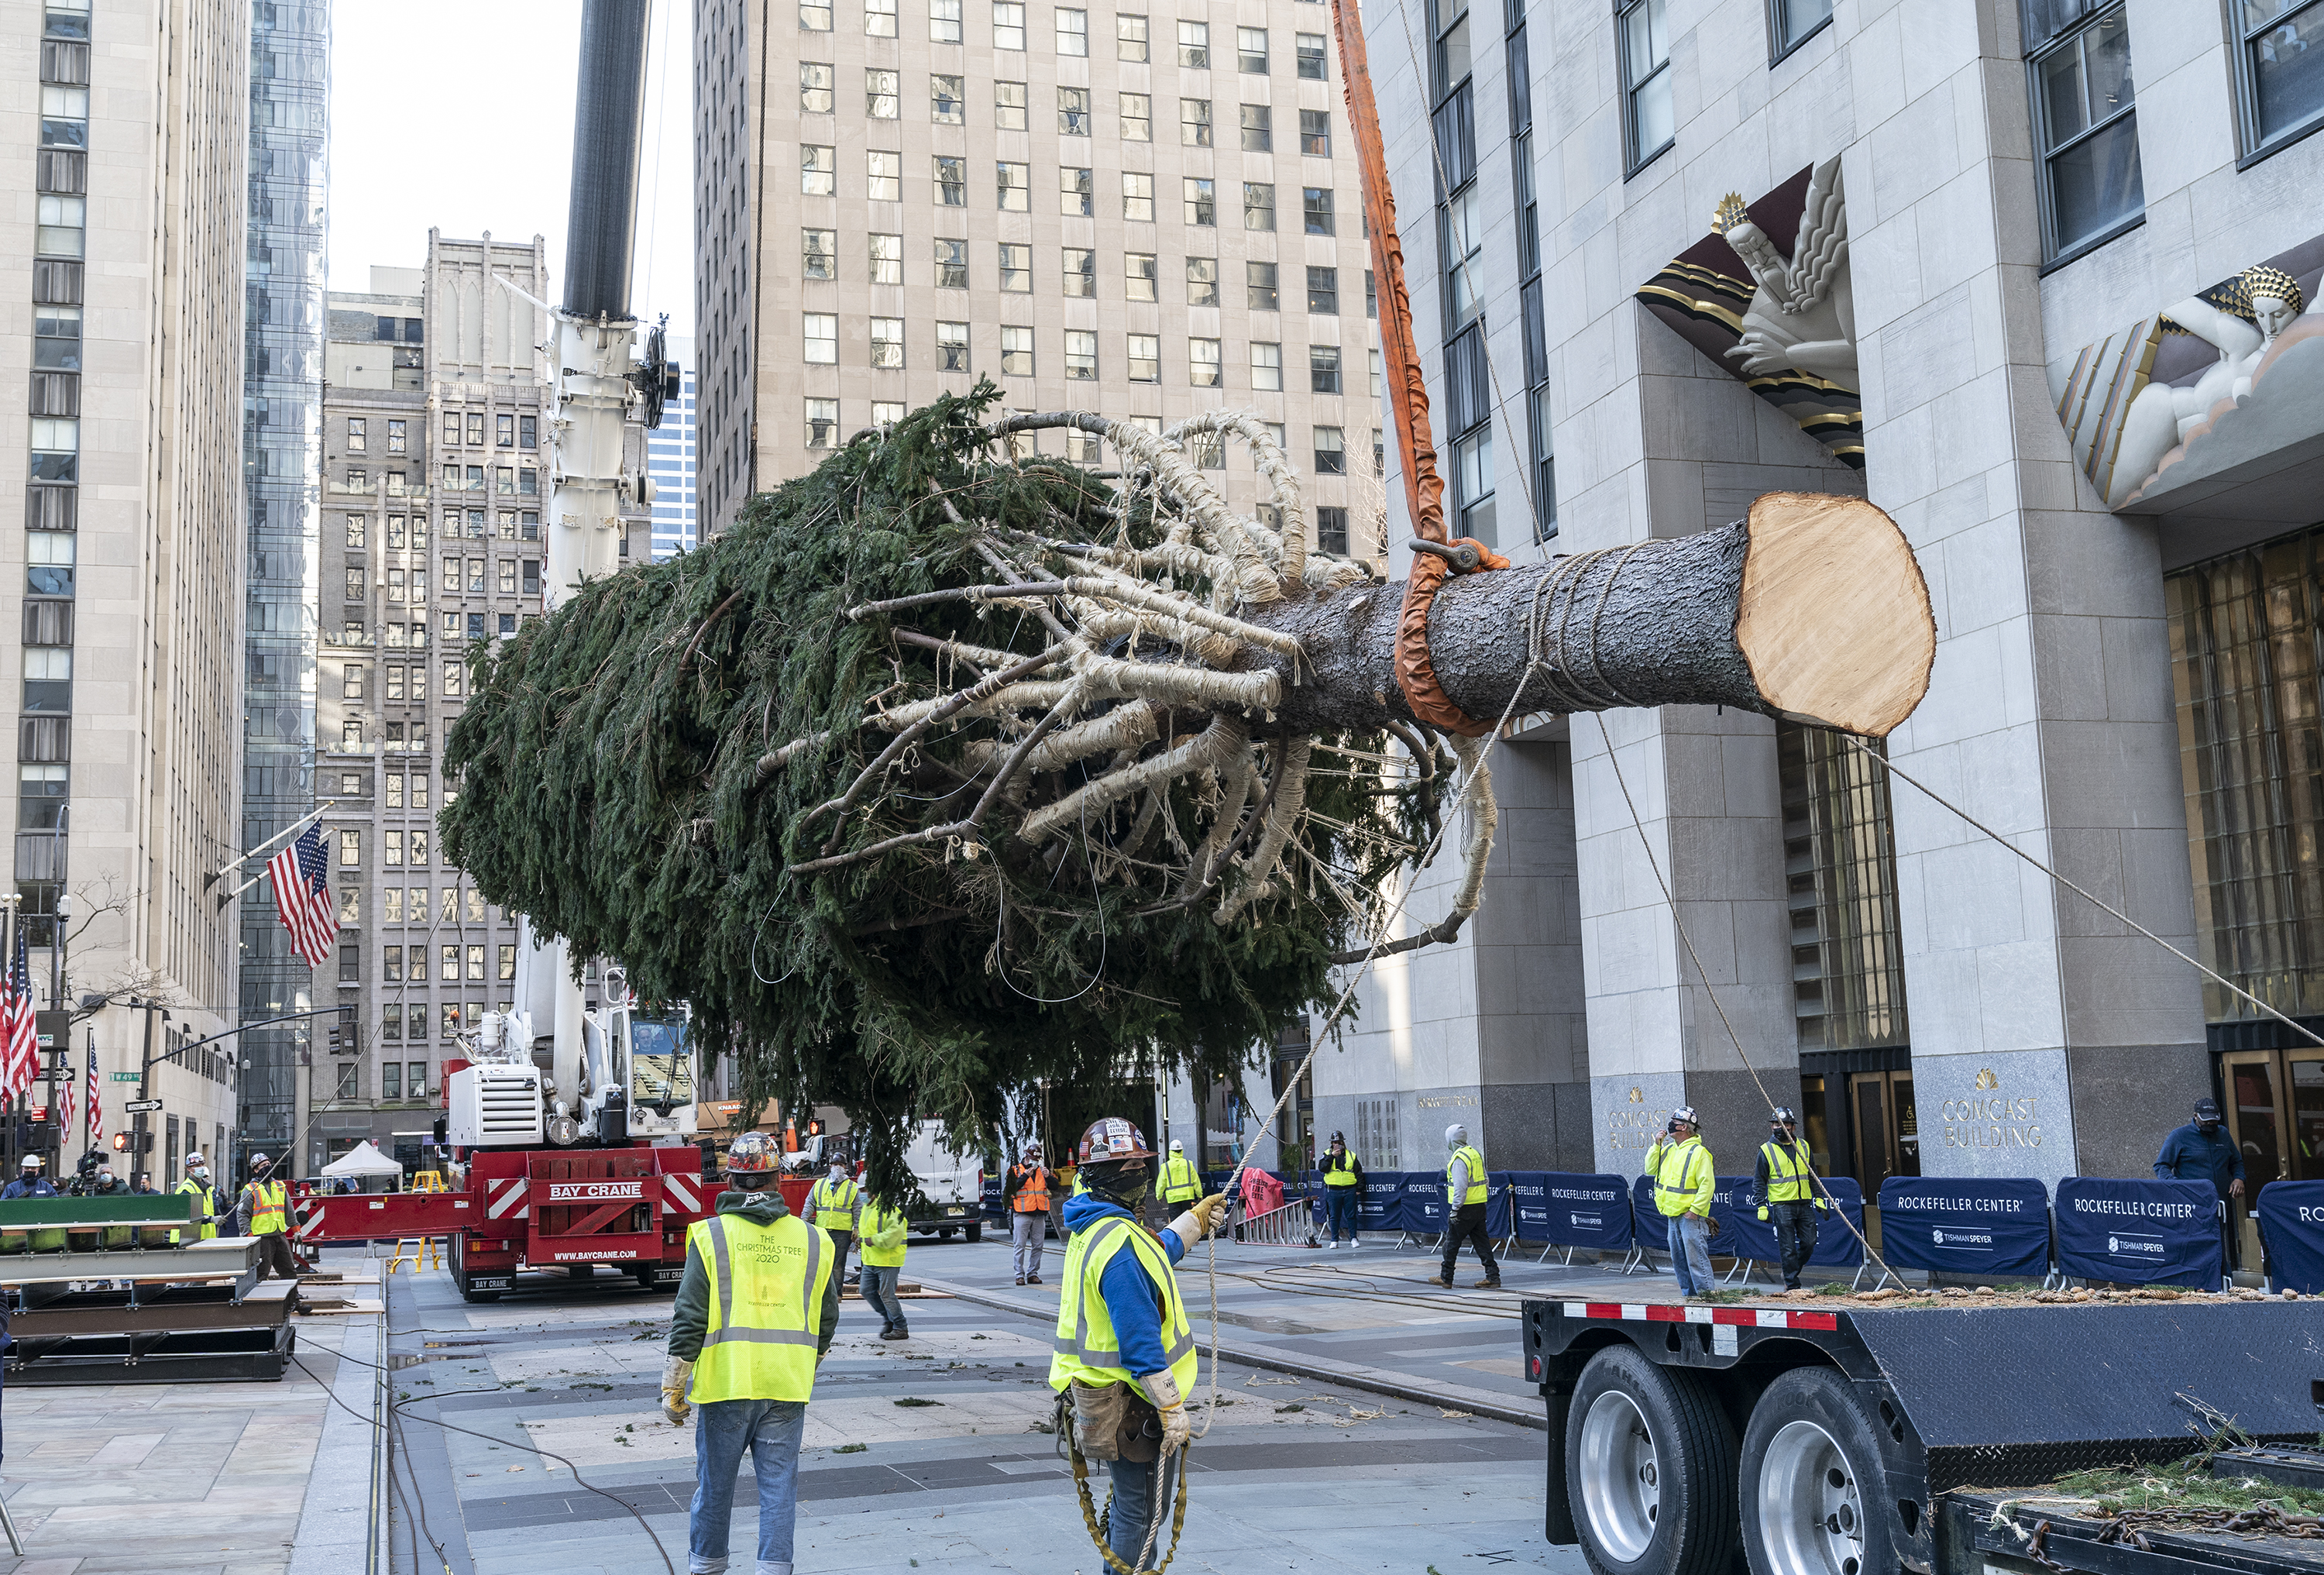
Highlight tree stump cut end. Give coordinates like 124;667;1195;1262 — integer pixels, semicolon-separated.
1735;491;1935;738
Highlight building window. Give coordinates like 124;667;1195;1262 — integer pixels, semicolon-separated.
1000;326;1035;375
1315;505;1349;555
1121;91;1151;140
804;314;837;363
1124;170;1155;221
1187;256;1219;306
803;228;837;280
340;830;361;868
998;242;1032;292
933;73;965;122
1306;265;1339;314
1767;0;1832;60
1240;102;1272;151
1188;337;1222;387
1530;384;1557;541
1127;334;1160;382
868;0;898;33
1060;84;1091;134
935;237;969;287
1776;722;1909;1051
871;318;905;368
1185;430;1225;469
1185;177;1216;225
803;0;833;26
1442;187;1483;331
997;160;1030;209
1242;181;1276;232
934;155;968;205
1248;260;1279;311
1181;96;1213;146
1061;165;1094;214
1299;108;1332;156
389;418;409;452
1310;345;1342;394
1126;252;1158;301
1432;0;1470;93
1178;19;1208;66
932;0;961;40
1066;329;1099;380
1619;0;1673;172
1064;247;1097;296
869;150;902;201
808;397;841;447
993;0;1025;46
867;67;899;115
800;60;835;112
1301;187;1335;234
802;143;836;194
1453;425;1494;544
1296;30;1326;77
2231;0;2324;158
996;78;1029;128
869;232;902;284
1251;341;1283;390
347;417;368;452
1238;24;1268;70
499;944;517;980
938;322;971;371
1118;11;1149;59
1314;425;1346;473
382;1061;402;1100
1057;6;1088;53
2030;5;2143;260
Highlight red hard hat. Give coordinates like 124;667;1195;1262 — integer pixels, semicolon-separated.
1078;1117;1154;1164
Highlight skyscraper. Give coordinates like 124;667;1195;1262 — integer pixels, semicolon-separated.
239;0;331;1174
647;335;697;559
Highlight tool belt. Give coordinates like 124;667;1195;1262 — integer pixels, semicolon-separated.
1063;1378;1164;1464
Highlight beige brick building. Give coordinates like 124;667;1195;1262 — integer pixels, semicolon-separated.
696;0;1383;549
306;236;651;1172
0;0;249;1176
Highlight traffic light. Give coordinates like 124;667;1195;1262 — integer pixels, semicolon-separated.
112;1131;129;1151
807;1119;823;1137
325;1022;342;1054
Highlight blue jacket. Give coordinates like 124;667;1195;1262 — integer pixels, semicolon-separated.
1062;1192;1187;1379
2154;1123;2245;1196
0;1178;56;1200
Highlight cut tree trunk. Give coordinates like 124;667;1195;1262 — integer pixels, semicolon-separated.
1237;492;1934;739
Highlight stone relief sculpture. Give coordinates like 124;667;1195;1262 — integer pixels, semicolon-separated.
2105;266;2308;507
1713;156;1857;392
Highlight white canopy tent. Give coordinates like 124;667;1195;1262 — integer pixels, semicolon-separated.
318;1140;404;1178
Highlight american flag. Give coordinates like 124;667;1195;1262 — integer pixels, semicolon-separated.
84;1044;99;1145
56;1044;72;1133
267;824;335;969
0;927;33;1105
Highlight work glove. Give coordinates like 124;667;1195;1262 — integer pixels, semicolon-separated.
1145;1367;1191;1454
660;1356;693;1426
1169;1193;1231;1244
1755;1206;1769;1222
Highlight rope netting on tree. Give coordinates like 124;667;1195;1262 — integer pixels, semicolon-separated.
443;385;1934;1190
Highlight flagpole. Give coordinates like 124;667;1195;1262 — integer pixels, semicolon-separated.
204;800;338;891
218;813;333;909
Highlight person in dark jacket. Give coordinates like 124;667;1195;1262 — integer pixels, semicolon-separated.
2155;1096;2247;1269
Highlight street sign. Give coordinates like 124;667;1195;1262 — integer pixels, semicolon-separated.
108;1072;139;1082
122;1099;161;1113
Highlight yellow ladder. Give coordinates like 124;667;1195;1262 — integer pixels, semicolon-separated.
387;1236;443;1274
412;1171;447;1193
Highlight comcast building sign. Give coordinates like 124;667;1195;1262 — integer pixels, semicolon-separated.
1937;1068;2045;1153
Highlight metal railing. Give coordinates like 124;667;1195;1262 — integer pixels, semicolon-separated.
1227;1195;1317;1247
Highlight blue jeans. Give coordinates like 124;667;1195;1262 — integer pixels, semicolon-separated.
1323;1188;1359;1241
689;1397;807;1575
1106;1450;1181;1570
861;1263;906;1331
1667;1213;1714;1297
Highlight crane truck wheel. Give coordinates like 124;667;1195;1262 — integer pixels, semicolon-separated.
966;1222;982;1243
1566;1344;1740;1575
1738;1367;1894;1575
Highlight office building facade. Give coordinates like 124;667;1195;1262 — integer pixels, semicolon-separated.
4;0;250;1179
1287;0;2324;1253
694;0;1382;551
648;335;698;559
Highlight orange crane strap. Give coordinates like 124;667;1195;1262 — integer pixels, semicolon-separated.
1329;0;1508;738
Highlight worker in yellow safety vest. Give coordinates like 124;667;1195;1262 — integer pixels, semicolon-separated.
1644;1108;1717;1298
661;1130;839;1575
1428;1124;1499;1290
856;1192;912;1340
1050;1117;1229;1574
235;1153;301;1281
803;1159;860;1288
174;1153;223;1247
1753;1106;1828;1291
1006;1143;1054;1286
1157;1138;1202;1233
1318;1132;1364;1250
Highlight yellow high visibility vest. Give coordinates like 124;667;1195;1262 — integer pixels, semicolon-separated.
247;1180;289;1235
858;1200;909;1268
1759;1140;1819;1205
1321;1151;1360;1187
810;1176;859;1230
1048;1212;1198;1405
174;1178;219;1244
1652;1137;1714;1218
686;1212;834;1405
1446;1144;1487;1206
1158;1155;1202;1203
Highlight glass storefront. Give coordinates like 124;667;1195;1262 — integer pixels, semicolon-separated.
1778;723;1910;1051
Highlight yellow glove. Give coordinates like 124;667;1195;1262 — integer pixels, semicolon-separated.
1170;1193;1230;1243
661;1356;693;1426
1816;1196;1830;1212
1145;1367;1191;1453
1756;1206;1769;1222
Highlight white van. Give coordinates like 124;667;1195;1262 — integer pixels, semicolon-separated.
900;1119;983;1241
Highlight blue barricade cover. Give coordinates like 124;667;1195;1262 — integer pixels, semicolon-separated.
1707;1176;1769;1261
1404;1174;1448;1234
2054;1176;2223;1288
1359;1173;1404;1232
1631;1174;1659;1247
1512;1173;1634;1250
2257;1181;2324;1294
980;1173;1005;1223
1485;1173;1512;1240
1808;1177;1866;1269
1875;1177;2050;1278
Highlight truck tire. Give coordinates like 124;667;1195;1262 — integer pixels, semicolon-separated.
937;1226;956;1241
1566;1343;1740;1575
966;1222;982;1243
1739;1367;1893;1575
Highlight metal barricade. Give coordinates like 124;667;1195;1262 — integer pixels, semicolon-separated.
1228;1197;1317;1247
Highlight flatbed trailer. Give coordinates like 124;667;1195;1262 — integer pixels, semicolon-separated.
1518;1295;2324;1575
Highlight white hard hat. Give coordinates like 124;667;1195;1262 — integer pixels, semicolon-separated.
17;1154;40;1168
251;1153;271;1167
187;1153;208;1166
1169;1139;1183;1152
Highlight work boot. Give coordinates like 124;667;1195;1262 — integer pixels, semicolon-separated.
1026;1274;1042;1285
1429;1273;1453;1288
881;1327;909;1341
1015;1275;1026;1286
1474;1278;1501;1289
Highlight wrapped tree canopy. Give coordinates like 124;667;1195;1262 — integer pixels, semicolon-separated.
442;388;1933;1186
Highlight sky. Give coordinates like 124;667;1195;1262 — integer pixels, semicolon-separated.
328;1;695;339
